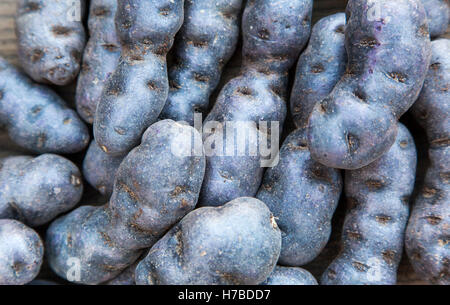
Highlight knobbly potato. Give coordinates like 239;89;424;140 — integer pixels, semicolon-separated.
321;124;417;285
0;219;43;285
198;0;313;207
16;0;87;85
256;127;342;266
291;13;347;128
94;0;185;156
46;120;205;284
76;0;121;123
406;39;449;285
159;0;244;125
307;0;431;170
135;197;281;285
0;154;83;227
0;57;89;154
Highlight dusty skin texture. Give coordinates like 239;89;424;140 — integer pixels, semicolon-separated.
135;197;281;285
421;0;450;38
46;120;206;284
83;140;125;198
198;0;313;207
159;0;244;125
94;0;185;156
15;0;87;85
0;57;89;154
0;219;43;285
0;154;83;227
307;0;431;170
406;39;449;285
291;13;347;128
76;0;121;123
262;266;318;285
321;124;417;285
257;127;342;266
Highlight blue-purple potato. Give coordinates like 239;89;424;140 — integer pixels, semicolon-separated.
135;197;281;285
94;0;184;156
421;0;449;38
321;124;417;285
0;57;89;154
15;0;87;85
406;38;449;285
46;120;205;284
83;140;125;198
0;154;83;227
256;127;342;266
76;0;121;123
290;13;347;129
159;0;244;125
198;0;313;207
262;266;318;285
307;0;431;170
0;219;43;285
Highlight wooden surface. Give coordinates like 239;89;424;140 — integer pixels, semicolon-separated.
0;0;448;285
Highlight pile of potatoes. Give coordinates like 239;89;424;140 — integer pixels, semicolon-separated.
0;0;448;285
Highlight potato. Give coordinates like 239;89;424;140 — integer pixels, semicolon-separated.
159;0;244;125
0;219;43;285
46;120;206;284
76;0;121;123
406;39;450;285
15;0;87;85
321;124;417;285
307;0;431;170
94;0;185;156
0;154;83;227
0;57;89;154
135;197;281;285
262;266;318;285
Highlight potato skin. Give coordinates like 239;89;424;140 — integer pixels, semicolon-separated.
83;140;125;198
406;39;449;285
159;0;244;125
94;0;184;156
0;219;43;285
135;197;281;285
0;57;89;154
76;0;121;123
256;127;342;266
46;120;205;284
291;13;347;129
0;154;83;227
321;124;417;285
198;0;313;207
421;0;449;38
15;0;87;85
262;266;318;285
307;0;431;170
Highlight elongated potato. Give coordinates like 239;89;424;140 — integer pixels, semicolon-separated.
321;124;417;285
76;0;121;123
16;0;87;85
94;0;184;156
0;57;89;154
46;120;205;284
307;0;431;170
135;197;281;285
406;39;449;285
0;219;43;285
291;13;347;128
159;0;244;125
256;127;342;266
198;0;313;207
